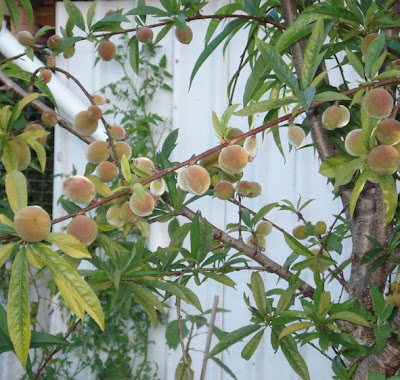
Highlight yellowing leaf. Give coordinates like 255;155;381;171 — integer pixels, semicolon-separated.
5;170;27;213
45;233;91;259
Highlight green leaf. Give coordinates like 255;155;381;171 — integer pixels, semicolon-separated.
30;330;68;349
301;18;325;89
236;97;297;116
333;157;365;192
125;5;168;17
24;139;46;172
45;233;91;259
279;334;310;380
166;320;189;350
313;92;351;102
370;284;385;320
276;13;320;52
155;23;173;44
378;175;397;224
19;0;34;28
370;51;388;80
368;371;386;380
207;324;261;358
7;248;30;368
284;233;313;257
365;35;385;79
161;129;178;159
332;356;350;380
190;19;247;87
0;242;18;268
128;36;139;75
296;86;316;111
64;0;86;32
279;322;314;339
251;272;266;314
205;3;243;45
251;203;278;227
349;169;369;219
5;0;20;30
86;0;96;28
329;312;370;327
120;154;133;183
10;92;42;127
345;47;364;78
5;170;27;214
204;273;236;288
255;38;299;91
36;244;104;330
210;357;238;380
243;56;271;105
241;330;264;360
130;284;165;325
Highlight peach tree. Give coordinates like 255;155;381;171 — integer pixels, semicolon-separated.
1;0;400;379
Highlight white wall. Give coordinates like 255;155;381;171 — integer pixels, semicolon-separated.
0;1;353;379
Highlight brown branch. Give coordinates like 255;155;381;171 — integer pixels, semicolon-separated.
0;71;400;229
200;295;219;380
176;275;192;380
33;319;81;380
173;195;315;298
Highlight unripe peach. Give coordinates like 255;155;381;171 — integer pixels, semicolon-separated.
363;89;393;119
47;35;62;50
293;225;308;240
106;205;122;226
184;165;211;195
109;125;126;140
24;124;47;145
112;141;132;160
98;39;116;61
63;45;75;59
150;178;166;197
199;151;220;171
136;26;153;43
96;161;118;183
41;110;57;127
17;31;34;46
243;137;258;156
4;140;31;170
177;169;190;192
85;141;110;164
132;157;155;175
92;94;110;105
236;181;261;198
218;145;248;175
67;215;98;246
73;110;98;136
345;129;369;156
288;125;305;148
376;119;400;145
87;105;102;121
361;33;380;56
322;105;350;130
368;145;400;175
214;181;235;200
120;201;138;223
175;26;193;44
63;175;95;204
247;234;266;248
129;191;155;217
256;221;273;236
315;221;327;235
14;206;51;242
226;128;245;146
39;69;52;84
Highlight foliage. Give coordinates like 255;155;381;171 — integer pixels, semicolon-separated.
0;0;399;379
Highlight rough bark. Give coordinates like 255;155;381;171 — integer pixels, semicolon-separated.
280;0;399;378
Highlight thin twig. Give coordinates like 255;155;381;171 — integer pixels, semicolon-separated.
33;319;81;380
176;275;192;380
200;295;219;380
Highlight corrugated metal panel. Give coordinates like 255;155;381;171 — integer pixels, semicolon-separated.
0;1;355;378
